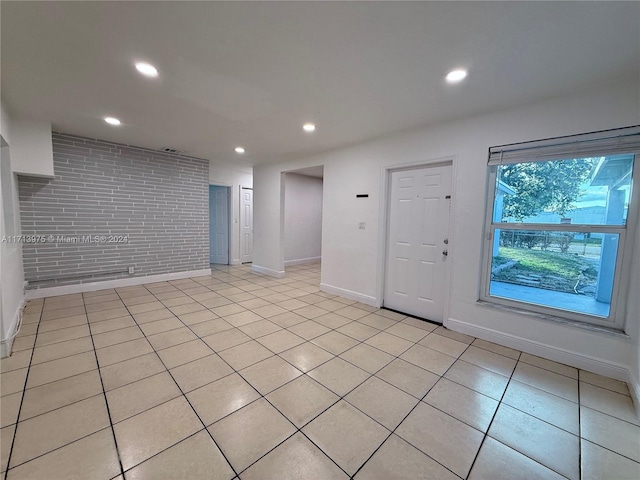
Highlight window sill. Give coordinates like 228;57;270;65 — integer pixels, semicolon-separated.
475;299;630;339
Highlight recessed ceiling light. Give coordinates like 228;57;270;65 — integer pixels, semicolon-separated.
104;117;121;126
135;62;158;77
235;146;245;154
303;123;316;132
446;69;467;84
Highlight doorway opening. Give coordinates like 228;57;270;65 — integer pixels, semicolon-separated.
209;185;230;265
283;166;324;271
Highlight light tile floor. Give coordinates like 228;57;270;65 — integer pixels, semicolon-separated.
1;263;639;479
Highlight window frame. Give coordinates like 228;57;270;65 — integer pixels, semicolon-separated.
479;127;640;332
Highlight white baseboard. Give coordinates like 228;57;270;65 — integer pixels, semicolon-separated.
24;269;212;300
628;369;640;418
284;256;321;267
1;296;27;358
320;283;379;307
251;264;285;278
446;317;632;383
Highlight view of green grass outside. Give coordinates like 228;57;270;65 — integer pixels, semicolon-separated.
492;246;599;295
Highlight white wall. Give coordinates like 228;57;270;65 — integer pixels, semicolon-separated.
0;102;26;357
209;160;253;265
253;75;640;385
10;119;54;178
284;173;323;265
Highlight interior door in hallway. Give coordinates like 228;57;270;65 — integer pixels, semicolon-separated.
384;164;452;322
209;185;229;264
241;187;253;263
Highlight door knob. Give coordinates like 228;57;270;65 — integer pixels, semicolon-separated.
443;238;449;244
442;250;448;256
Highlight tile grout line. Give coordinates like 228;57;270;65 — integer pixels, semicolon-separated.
463;349;522;479
83;296;127;479
3;305;43;480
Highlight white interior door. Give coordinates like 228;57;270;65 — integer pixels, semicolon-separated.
240;187;253;263
384;164;452;322
209;185;229;264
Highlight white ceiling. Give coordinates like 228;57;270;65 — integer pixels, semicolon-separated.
2;2;638;167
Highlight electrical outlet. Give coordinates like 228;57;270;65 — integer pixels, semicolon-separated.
128;266;135;274
358;222;366;230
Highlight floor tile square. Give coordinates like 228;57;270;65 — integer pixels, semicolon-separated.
267;375;339;427
11;395;110;467
468;436;565;480
238;319;282;339
579;382;639;425
100;352;166;391
459;346;517;377
314;313;352;329
170;354;234;392
240;355;302;395
302;401;389;476
106;371;182;423
580;406;640;462
385;323;429;342
336;322;379;341
190;318;234;338
114;396;202;471
520;353;578;379
512;362;578;402
424;378;499;432
375;358;439;399
187;373;260;425
93;326;144;349
419;332;468;358
242;432;348;480
27;351;97;388
35;324;91;348
89;316;136;335
138;318;183;337
396;402;483;478
346;376;419;430
157;339;212;369
202;328;251;352
218;340;274;370
280;342;334;373
146;327;197;351
95;338;153;368
6;429;120;480
444;359;509;400
124;430;234;480
20;370;103;421
178;309;218;326
357;313;398;330
355;434;458;480
579;370;630;396
488;403;579;480
293;305;330;320
258;329;305;353
208;398;296;473
223;310;263;327
287;320;330;340
269;311;308;328
399;344;455;376
310;330;359;355
308;357;370;396
365;331;413;356
340;343;394;374
503;380;579;434
580;439;640;480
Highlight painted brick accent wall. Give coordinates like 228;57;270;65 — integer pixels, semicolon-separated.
18;133;210;288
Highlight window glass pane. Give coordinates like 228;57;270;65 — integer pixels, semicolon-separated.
489;229;618;317
495;155;634;226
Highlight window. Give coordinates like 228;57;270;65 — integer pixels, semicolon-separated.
480;126;640;331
